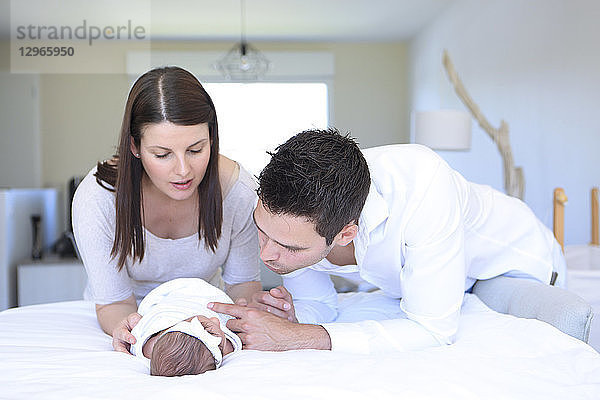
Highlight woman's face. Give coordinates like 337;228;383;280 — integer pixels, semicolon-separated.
133;121;211;201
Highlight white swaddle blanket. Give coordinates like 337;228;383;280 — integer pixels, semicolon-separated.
130;278;242;368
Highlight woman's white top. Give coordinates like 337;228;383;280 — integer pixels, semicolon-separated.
72;164;261;304
130;278;242;363
283;144;566;354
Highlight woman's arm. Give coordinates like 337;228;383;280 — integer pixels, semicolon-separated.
96;294;137;334
96;294;141;354
73;171;139;352
220;167;263;302
72;171;135;307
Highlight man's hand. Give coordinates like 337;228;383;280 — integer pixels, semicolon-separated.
208;302;331;351
111;312;142;354
248;285;298;323
224;280;262;305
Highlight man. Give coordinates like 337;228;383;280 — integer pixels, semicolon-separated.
209;128;565;354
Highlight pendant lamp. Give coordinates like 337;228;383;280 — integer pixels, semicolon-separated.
215;0;270;80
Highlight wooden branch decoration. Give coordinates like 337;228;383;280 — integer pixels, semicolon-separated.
442;50;525;199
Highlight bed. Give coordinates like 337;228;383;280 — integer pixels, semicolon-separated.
1;291;600;399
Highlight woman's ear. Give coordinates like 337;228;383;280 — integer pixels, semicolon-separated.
130;137;140;158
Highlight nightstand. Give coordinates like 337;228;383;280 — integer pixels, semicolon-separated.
17;255;87;307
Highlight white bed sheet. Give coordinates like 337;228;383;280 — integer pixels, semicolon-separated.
1;294;600;400
566;244;600;353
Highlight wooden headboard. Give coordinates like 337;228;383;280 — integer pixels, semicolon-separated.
553;187;599;249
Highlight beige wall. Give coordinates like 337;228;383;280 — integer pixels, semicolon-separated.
40;73;129;186
1;39;408;227
0;71;40;188
332;43;409;149
38;41;408;188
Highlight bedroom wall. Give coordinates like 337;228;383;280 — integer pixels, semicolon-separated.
409;0;600;245
0;70;40;188
0;40;408;230
40;41;409;185
0;27;42;189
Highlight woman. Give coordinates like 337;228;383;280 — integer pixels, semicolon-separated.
72;67;261;354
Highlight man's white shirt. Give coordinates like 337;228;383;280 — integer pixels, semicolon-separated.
283;144;565;354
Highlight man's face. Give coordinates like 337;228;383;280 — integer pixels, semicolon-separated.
253;200;334;275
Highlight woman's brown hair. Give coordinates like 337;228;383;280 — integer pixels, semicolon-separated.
95;66;222;270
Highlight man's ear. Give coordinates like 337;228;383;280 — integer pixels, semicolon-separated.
130;137;139;158
333;222;358;247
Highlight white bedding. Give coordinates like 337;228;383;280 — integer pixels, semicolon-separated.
1;294;600;400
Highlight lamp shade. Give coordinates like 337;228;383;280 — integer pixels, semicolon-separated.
413;110;472;151
215;42;270;81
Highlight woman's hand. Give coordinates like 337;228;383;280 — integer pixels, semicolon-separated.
95;294;138;354
112;312;142;354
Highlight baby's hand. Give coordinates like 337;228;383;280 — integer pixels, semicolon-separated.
248;286;297;322
112;312;142;354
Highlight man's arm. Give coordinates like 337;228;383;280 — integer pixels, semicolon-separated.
399;160;467;345
282;268;339;324
321;317;442;354
242;268;338;323
208;302;331;351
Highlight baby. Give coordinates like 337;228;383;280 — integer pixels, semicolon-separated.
130;278;242;376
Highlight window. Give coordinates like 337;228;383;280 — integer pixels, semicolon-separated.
205;82;329;177
127;51;334;177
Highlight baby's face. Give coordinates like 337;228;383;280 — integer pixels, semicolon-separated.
142;315;227;359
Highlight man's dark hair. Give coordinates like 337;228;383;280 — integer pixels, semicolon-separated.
257;128;370;245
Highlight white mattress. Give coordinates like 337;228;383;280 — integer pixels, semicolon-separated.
1;294;599;400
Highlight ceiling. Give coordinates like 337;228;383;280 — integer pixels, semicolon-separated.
2;0;454;41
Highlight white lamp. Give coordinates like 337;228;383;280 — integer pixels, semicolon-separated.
413;110;472;151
